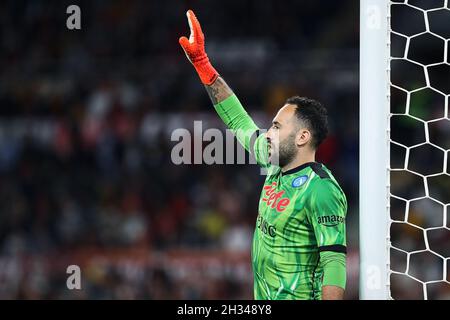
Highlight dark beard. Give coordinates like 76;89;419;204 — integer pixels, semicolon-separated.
277;133;297;168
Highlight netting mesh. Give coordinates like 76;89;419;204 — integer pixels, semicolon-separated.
389;0;450;299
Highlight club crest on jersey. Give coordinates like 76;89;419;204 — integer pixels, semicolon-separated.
262;182;290;212
292;175;308;188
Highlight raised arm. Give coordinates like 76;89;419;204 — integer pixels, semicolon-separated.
204;76;233;105
179;10;269;167
178;10;233;104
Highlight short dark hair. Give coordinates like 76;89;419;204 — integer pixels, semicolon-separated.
286;96;329;149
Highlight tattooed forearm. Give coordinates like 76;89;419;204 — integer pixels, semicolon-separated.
322;286;344;300
205;76;234;104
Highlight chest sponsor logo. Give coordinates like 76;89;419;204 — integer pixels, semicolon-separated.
256;215;276;237
262;182;290;212
317;215;345;227
292;175;308;188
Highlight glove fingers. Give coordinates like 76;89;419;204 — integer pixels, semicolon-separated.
187;10;204;43
186;11;195;43
179;36;190;50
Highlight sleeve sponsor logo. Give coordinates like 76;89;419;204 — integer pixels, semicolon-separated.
317;215;345;227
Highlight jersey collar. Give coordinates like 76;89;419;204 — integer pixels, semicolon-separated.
281;161;319;176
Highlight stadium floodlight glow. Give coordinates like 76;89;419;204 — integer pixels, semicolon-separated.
360;0;390;300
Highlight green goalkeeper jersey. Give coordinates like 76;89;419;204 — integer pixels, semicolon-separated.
214;94;347;300
252;159;347;300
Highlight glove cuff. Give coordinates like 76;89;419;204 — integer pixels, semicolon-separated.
192;55;219;85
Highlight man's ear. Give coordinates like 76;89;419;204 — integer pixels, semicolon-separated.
296;129;311;147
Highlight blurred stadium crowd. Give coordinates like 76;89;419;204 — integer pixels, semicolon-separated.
0;0;447;299
0;0;360;299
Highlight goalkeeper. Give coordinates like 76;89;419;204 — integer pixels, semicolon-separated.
179;10;348;300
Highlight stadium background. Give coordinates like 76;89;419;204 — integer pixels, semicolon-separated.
0;0;447;299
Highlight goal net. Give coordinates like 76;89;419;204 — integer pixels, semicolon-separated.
360;0;450;300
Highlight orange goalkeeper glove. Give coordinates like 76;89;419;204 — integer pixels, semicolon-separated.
179;10;219;86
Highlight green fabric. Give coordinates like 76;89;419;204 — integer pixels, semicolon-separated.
213;94;259;152
213;93;347;300
252;165;347;300
214;94;270;168
320;251;347;289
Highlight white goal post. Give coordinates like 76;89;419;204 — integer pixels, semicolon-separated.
360;0;390;300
